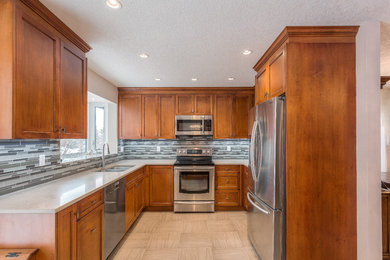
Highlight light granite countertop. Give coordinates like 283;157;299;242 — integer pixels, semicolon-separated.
0;159;248;214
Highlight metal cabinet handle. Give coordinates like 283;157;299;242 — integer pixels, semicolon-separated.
91;227;97;233
91;200;97;205
76;209;80;219
62;127;66;134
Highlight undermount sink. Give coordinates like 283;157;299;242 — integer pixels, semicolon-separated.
100;165;135;172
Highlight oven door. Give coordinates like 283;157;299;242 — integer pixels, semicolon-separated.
174;166;215;201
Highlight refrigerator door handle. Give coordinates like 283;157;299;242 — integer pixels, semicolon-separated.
256;119;263;181
250;121;259;182
247;192;270;215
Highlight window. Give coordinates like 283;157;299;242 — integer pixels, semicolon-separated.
60;92;117;162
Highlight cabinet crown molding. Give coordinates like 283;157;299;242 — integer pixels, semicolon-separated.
18;0;91;52
253;26;359;72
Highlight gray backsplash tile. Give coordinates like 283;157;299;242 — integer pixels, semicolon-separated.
0;138;248;195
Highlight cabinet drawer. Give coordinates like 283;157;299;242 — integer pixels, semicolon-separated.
216;174;240;190
215;165;240;173
77;190;103;219
215;190;240;206
126;168;144;183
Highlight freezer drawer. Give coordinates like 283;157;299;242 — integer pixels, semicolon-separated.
247;192;284;260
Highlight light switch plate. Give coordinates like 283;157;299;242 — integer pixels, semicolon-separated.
39;154;45;166
157;146;161;152
227;146;231;151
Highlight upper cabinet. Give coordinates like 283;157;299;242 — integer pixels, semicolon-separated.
118;88;253;140
119;95;142;139
0;0;91;139
214;94;253;139
119;94;175;140
176;94;213;115
254;46;286;105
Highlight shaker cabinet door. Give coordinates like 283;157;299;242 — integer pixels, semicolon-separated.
119;95;142;139
15;10;60;139
59;41;87;139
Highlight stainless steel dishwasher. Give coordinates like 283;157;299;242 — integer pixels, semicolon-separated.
104;178;126;259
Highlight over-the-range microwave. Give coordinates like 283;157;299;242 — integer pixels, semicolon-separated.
175;115;213;136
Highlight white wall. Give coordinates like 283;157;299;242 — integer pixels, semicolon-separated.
356;20;382;260
88;69;118;104
88;69;118;153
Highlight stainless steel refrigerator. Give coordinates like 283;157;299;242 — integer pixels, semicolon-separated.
247;96;285;260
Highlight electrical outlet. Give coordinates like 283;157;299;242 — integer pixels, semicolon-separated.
157;146;161;152
227;146;231;152
39;154;45;166
120;147;124;153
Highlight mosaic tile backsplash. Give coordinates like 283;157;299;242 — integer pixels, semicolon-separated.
118;138;249;160
0;140;121;196
0;138;248;195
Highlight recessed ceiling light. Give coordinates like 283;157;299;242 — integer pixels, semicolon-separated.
106;0;122;9
155;78;161;81
242;50;252;55
191;78;198;81
228;77;235;81
139;53;149;59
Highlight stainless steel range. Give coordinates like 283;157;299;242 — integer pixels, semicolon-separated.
174;148;215;212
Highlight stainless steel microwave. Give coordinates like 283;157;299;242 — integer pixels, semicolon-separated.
175;115;213;136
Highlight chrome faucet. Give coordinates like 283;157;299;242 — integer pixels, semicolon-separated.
102;143;111;169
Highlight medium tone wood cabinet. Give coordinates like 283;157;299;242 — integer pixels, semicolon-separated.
254;47;285;106
149;166;174;207
159;95;176;139
119;95;142;139
176;94;213;115
0;0;90;139
143;95;159;139
57;204;77;260
215;165;241;208
125;167;145;231
214;94;252;139
253;26;359;259
76;204;104;260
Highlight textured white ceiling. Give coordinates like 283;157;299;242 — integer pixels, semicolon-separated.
40;0;390;87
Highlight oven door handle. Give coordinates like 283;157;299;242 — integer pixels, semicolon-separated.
174;201;214;204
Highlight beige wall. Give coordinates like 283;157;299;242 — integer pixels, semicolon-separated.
356;20;382;260
88;69;118;104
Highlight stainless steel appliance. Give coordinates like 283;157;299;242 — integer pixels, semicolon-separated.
175;115;213;136
104;178;126;259
174;148;215;212
248;96;285;260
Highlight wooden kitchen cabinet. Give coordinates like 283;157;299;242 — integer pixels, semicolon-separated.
119;95;142;139
215;165;242;209
149;166;174;207
57;204;77;260
125;181;136;231
125;167;145;231
176;94;213;115
214;94;252;139
76;204;104;260
255;67;269;105
214;95;233;138
159;95;176;139
0;0;91;139
59;41;88;138
57;189;104;260
143;95;159;139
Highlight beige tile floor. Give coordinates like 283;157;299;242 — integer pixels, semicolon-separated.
108;211;259;260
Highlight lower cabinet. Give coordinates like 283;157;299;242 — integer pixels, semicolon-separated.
125;168;145;231
149;166;174;208
76;204;104;260
215;165;242;209
57;190;104;260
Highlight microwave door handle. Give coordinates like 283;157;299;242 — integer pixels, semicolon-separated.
247;192;270;215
